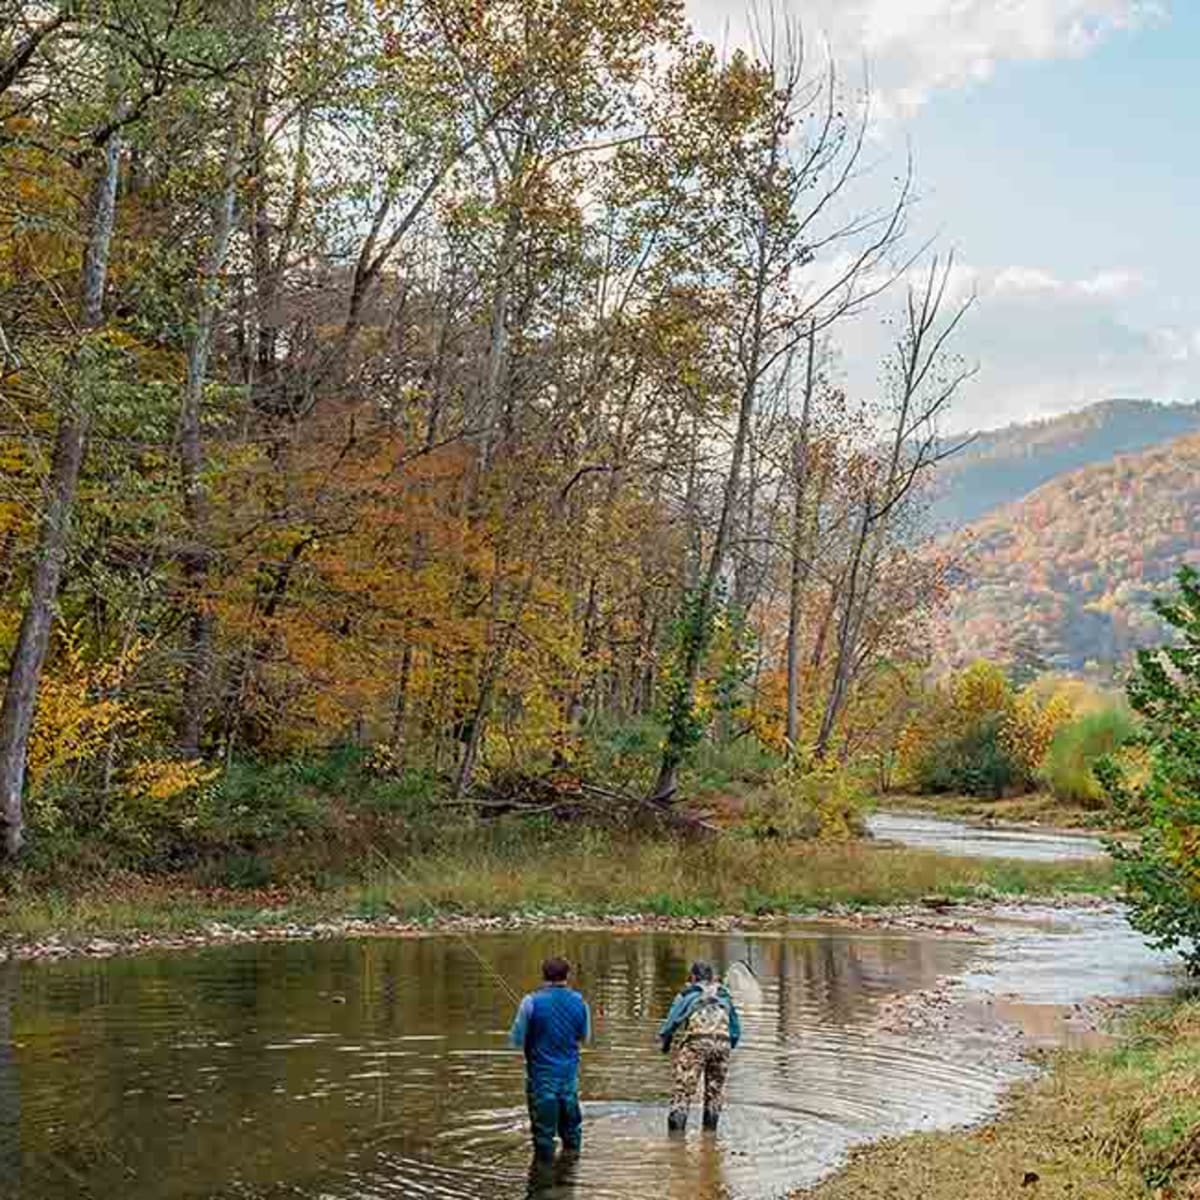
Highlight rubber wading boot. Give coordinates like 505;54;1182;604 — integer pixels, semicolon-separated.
702;1109;719;1132
667;1109;688;1134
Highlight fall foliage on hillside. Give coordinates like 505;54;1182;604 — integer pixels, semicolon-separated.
942;432;1200;674
929;398;1200;529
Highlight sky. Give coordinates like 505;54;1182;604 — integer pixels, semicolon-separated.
683;0;1198;432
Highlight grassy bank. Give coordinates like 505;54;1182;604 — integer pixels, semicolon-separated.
797;998;1200;1200
0;827;1115;943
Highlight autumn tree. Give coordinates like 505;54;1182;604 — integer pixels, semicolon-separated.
651;24;909;802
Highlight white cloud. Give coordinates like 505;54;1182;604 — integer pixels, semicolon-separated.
1077;268;1143;297
685;0;1164;117
994;265;1065;293
827;259;1198;431
680;2;1188;431
991;265;1144;298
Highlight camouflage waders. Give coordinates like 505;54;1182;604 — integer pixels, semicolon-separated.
668;1033;730;1132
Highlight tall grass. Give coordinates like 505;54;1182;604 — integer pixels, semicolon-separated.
1042;706;1137;807
0;827;1116;940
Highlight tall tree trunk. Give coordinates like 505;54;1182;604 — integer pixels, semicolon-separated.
650;219;771;802
815;495;872;759
637;610;659;717
732;426;759;619
478;203;521;473
785;328;817;756
0;127;121;860
565;578;599;731
390;642;414;759
682;414;702;589
651;365;760;801
248;86;277;409
179;117;241;758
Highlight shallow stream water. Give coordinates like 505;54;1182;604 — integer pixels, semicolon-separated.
0;907;1177;1200
865;810;1106;861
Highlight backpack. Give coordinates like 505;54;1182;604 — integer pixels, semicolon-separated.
684;982;731;1039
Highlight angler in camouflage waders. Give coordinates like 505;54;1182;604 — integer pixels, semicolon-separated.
658;961;741;1133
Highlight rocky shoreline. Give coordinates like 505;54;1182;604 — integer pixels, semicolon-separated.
0;908;767;963
0;891;1125;963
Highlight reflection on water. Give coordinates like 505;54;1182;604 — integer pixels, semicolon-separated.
6;911;1169;1200
0;964;18;1196
9;928;993;1200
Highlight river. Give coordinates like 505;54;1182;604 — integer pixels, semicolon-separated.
0;815;1176;1200
864;810;1107;861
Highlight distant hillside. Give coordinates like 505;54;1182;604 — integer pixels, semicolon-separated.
941;432;1200;674
931;399;1200;529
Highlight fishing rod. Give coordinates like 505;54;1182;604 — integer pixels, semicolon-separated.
367;843;525;1006
368;843;766;1016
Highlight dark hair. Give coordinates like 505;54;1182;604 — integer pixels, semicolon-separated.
688;961;714;983
542;956;571;983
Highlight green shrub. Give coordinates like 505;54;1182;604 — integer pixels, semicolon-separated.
358;766;443;815
1101;566;1200;973
191;758;333;845
204;851;274;891
687;736;780;795
582;717;663;792
899;663;1025;798
1041;706;1137;806
583;718;780;799
908;715;1021;798
746;760;864;840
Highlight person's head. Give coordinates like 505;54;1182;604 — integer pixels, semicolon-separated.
542;956;571;984
688;961;715;984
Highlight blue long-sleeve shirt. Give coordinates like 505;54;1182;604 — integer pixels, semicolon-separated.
658;983;741;1053
510;984;591;1085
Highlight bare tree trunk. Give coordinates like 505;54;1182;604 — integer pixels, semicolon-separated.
732;430;759;618
785;329;817;756
565;578;599;730
454;568;539;798
651;358;761;801
682;414;702;589
812;260;975;759
179;116;241;757
815;494;872;759
649;178;778;804
478;203;521;472
637;610;659;716
248;86;276;408
0;8;71;98
0;126;121;860
390;642;414;759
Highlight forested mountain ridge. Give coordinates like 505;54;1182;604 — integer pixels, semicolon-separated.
930;399;1200;529
940;431;1200;673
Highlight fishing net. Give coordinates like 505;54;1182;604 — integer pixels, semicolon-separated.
725;961;764;1009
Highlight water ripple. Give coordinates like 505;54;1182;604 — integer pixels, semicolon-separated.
0;913;1171;1200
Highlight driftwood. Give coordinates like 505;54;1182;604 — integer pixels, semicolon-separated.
446;773;719;838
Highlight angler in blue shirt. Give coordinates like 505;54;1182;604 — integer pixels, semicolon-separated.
509;956;591;1162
